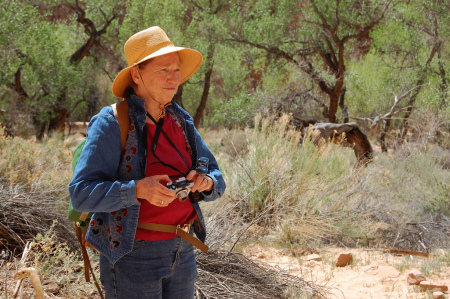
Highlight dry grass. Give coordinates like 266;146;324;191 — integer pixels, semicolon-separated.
0;127;72;189
206;113;449;253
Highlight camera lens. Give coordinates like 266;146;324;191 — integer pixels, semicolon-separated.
177;190;189;202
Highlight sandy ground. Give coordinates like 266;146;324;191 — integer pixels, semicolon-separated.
242;246;450;299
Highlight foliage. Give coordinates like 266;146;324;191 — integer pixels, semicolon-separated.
0;126;72;188
0;0;125;137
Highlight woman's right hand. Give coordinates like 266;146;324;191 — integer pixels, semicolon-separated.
136;175;176;207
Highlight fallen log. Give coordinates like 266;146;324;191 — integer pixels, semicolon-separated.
308;122;374;166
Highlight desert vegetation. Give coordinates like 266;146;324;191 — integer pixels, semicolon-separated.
0;0;449;298
1;112;448;298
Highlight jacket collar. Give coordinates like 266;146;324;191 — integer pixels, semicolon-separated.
127;93;194;130
128;94;147;130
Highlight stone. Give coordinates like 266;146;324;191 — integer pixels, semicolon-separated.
419;281;448;292
335;252;353;267
304;254;322;262
433;291;444;299
43;282;61;294
407;269;426;285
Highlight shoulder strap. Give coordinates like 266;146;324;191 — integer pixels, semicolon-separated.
111;100;130;150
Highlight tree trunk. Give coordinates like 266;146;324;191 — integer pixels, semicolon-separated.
328;79;344;123
380;119;391;153
401;41;439;140
173;84;184;108
437;49;447;110
339;85;348;123
48;107;68;135
193;44;215;128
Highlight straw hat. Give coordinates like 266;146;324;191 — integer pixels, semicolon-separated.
112;26;203;98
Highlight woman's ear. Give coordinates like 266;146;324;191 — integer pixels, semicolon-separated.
130;66;141;84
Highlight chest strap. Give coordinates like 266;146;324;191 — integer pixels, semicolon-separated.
137;217;208;253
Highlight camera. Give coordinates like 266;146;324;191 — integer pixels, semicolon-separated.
166;157;210;202
166;177;194;202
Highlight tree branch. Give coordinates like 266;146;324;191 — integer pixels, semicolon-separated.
189;0;204;12
341;0;393;44
359;85;426;134
228;34;333;94
66;1;123;64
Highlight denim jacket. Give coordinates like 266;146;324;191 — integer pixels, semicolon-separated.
68;94;225;264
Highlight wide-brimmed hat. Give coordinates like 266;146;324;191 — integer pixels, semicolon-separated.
112;26;203;98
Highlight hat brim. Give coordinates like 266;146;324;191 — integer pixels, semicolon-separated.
112;46;203;98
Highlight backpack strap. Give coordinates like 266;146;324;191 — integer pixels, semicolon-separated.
75;223;105;299
79;101;129;233
111;100;130;150
75;100;129;296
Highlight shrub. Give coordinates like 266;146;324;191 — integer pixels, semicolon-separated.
0;126;72;189
212;113;449;251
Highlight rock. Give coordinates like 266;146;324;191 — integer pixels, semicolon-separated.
433;291;444;299
43;282;61;294
419;281;448;292
335;252;353;267
378;266;400;278
407;269;426;285
304;254;322;261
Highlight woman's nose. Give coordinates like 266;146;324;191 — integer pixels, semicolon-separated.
168;71;181;84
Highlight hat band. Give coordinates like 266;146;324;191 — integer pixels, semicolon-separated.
130;41;175;66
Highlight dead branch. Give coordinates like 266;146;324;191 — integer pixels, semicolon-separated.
195;250;327;298
0;184;78;255
351;84;425;135
381;248;429;258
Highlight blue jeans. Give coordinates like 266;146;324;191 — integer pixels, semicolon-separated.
100;237;197;299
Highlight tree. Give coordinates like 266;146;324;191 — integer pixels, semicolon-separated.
225;0;394;123
0;0;77;138
356;0;450;149
393;0;449;139
0;0;125;138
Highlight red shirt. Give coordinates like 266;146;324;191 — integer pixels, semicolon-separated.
135;114;197;241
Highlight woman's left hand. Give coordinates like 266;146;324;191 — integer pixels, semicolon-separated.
186;170;214;193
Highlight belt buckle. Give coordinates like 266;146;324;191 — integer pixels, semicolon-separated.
176;223;191;234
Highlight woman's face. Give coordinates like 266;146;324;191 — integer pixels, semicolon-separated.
133;52;181;106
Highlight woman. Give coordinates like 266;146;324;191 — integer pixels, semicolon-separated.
69;26;225;299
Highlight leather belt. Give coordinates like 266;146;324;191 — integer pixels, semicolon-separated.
137;218;209;253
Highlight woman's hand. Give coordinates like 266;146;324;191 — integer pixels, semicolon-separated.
186;170;214;193
136;175;176;207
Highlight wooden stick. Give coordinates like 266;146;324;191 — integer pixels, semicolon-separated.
363;248;430;257
382;248;429;258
